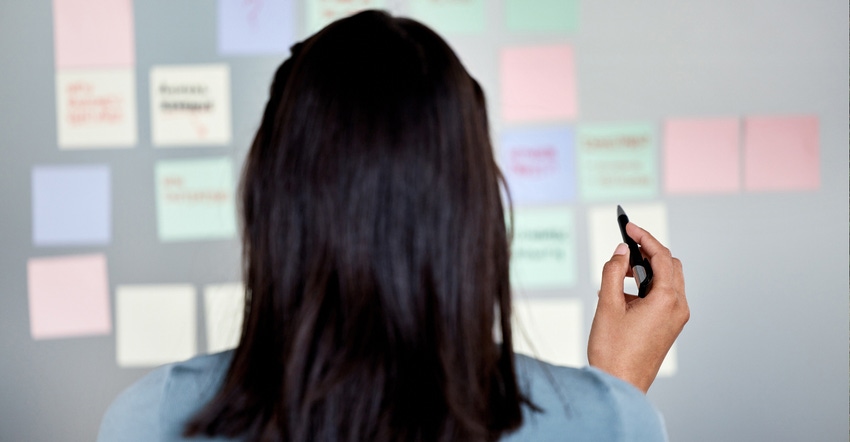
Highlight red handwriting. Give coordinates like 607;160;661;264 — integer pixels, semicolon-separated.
244;0;263;25
510;145;558;176
162;176;184;187
582;135;650;150
66;82;124;125
165;191;229;203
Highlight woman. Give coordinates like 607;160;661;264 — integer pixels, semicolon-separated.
99;10;688;441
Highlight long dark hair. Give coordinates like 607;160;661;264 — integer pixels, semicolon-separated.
186;10;526;441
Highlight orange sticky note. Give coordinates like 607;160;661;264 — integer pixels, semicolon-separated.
664;117;740;194
53;0;135;69
27;254;111;340
743;116;819;192
501;45;577;123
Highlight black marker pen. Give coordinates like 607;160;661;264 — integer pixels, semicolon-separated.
617;205;653;298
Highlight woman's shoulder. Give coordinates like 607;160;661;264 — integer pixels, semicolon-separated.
97;351;234;442
503;354;668;442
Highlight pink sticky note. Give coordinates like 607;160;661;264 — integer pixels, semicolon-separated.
501;45;577;123
27;254;112;340
664;117;740;194
53;0;135;69
743;116;819;192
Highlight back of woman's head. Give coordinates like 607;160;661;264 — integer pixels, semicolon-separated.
187;10;524;442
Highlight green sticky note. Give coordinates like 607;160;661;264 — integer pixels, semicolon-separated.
409;0;486;35
505;0;578;33
510;207;576;290
155;157;237;242
577;123;658;202
305;0;388;35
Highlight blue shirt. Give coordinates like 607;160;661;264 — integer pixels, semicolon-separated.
98;351;667;441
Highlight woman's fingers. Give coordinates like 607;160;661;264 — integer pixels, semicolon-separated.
598;243;630;311
625;222;675;290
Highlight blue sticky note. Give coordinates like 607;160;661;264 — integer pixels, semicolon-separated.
32;165;111;246
500;127;576;205
218;0;295;55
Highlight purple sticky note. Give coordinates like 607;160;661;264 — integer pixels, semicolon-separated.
218;0;295;55
32;165;111;246
743;116;819;192
501;45;577;123
664;117;740;194
501;127;576;205
27;254;112;340
53;0;135;69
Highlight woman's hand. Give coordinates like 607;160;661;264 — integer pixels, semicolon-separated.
587;223;689;393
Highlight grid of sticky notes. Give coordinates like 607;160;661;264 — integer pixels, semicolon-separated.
27;0;822;377
29;0;246;369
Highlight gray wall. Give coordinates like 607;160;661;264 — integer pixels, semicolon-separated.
0;1;847;440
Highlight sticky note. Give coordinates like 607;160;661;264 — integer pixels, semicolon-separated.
501;45;577;123
586;203;669;290
306;0;388;35
150;64;232;147
27;254;111;340
510;207;576;291
664;117;740;194
409;0;486;35
743;116;819;191
512;297;583;367
32;165;110;246
53;0;135;69
500;127;576;206
155;157;237;242
55;69;138;148
204;283;244;354
504;0;578;33
116;284;197;367
218;0;295;55
577;123;658;202
658;343;678;377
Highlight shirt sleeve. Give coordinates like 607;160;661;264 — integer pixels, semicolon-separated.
585;366;669;442
97;366;169;442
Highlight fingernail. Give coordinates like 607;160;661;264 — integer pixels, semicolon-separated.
614;243;628;255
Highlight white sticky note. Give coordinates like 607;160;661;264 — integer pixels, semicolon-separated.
55;69;138;148
203;283;244;354
586;203;669;292
116;284;197;367
150;64;232;147
512;297;583;367
657;342;678;377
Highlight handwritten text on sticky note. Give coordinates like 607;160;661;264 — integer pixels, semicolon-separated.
501;127;576;205
577;123;657;202
510;207;576;291
155;157;237;242
56;69;137;148
150;64;232;146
